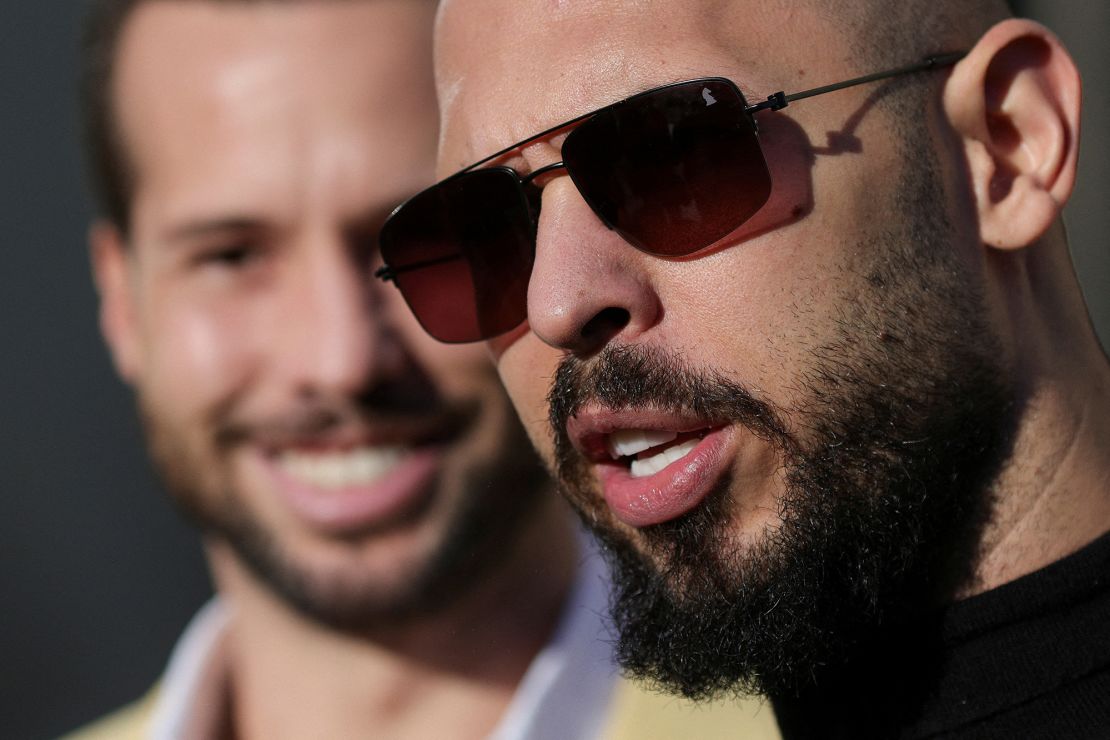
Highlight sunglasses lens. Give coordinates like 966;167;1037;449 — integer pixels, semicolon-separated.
379;168;534;343
563;79;771;257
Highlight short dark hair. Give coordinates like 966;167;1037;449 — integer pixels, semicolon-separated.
79;0;144;231
830;0;1011;72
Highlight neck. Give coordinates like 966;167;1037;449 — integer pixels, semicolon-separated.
205;495;579;740
969;227;1110;595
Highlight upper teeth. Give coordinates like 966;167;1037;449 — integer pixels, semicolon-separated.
278;447;405;489
608;429;679;459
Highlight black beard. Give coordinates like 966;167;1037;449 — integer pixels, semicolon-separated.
547;163;1020;701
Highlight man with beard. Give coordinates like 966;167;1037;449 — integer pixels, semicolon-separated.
66;0;773;737
374;0;1110;736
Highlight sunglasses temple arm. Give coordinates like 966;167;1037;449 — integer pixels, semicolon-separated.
746;50;968;114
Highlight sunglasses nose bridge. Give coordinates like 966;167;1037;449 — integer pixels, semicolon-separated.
521;160;567;186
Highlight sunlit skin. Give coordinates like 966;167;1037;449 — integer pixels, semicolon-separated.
435;0;1110;597
440;0;979;551
92;2;576;737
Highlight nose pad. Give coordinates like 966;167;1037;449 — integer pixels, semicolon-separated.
525;179;661;355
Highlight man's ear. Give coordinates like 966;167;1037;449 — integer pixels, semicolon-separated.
942;18;1081;251
90;220;142;383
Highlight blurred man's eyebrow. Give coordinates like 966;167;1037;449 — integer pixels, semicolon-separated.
161;202;406;246
163;217;264;244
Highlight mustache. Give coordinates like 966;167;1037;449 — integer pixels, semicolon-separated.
209;383;474;450
547;344;790;449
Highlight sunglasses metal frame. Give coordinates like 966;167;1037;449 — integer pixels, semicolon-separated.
374;51;967;343
375;50;966;285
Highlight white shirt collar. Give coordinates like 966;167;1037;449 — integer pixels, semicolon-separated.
147;598;231;740
147;539;617;740
488;538;619;740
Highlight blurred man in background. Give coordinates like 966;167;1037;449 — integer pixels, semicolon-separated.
70;0;778;737
72;1;596;737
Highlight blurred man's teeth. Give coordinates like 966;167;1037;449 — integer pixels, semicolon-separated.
278;447;404;488
629;438;699;478
608;429;679;459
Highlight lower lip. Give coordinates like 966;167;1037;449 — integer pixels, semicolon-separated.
595;427;735;528
258;448;443;534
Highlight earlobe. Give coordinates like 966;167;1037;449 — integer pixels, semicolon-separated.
942;19;1081;251
89;221;142;382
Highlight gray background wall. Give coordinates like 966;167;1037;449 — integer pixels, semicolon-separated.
0;2;1104;738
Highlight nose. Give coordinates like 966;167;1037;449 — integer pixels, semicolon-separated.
526;177;662;354
277;235;401;399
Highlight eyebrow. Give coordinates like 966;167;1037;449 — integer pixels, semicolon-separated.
161;201;404;248
162;216;264;245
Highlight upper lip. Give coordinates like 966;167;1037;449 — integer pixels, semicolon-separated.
565;404;726;463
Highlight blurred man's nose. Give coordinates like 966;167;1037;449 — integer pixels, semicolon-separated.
275;232;401;398
526;177;662;355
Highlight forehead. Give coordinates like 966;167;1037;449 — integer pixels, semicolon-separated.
115;0;437;222
435;0;842;171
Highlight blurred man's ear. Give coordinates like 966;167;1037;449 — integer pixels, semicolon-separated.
943;18;1081;251
90;220;141;382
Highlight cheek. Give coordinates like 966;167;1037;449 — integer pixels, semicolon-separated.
658;223;858;414
140;293;254;414
493;332;562;461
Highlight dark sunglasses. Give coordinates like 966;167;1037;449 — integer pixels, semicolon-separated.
376;52;966;343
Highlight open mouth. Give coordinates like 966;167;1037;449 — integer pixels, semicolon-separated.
256;440;444;534
607;428;714;478
247;410;471;534
566;409;734;528
277;446;407;489
257;405;471;488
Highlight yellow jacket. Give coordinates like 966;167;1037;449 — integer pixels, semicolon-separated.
65;679;780;739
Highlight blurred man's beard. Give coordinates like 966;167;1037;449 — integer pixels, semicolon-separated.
547;147;1020;699
140;397;547;634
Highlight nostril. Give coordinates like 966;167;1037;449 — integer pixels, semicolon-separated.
581;306;630;346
